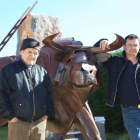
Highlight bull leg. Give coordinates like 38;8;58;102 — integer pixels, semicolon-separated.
0;119;8;126
74;105;101;140
74;117;91;140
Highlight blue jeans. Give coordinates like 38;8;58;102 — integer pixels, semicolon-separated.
122;106;140;140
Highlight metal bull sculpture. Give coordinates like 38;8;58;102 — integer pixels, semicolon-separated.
0;33;124;140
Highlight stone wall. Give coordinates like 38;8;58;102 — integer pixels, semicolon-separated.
16;13;61;55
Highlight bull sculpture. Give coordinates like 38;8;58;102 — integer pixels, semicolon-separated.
0;33;124;140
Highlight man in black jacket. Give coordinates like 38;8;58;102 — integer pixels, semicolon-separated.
0;37;54;140
95;34;140;140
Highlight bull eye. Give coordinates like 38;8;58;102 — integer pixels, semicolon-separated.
87;57;90;60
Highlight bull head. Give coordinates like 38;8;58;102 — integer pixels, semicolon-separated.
43;33;124;92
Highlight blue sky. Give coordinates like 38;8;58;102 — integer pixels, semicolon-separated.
0;0;140;57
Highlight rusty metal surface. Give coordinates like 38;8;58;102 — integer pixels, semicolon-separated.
41;33;124;139
75;105;101;140
0;33;124;140
0;55;20;72
0;1;38;52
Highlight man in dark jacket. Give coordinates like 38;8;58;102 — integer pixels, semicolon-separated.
94;34;140;140
0;37;54;140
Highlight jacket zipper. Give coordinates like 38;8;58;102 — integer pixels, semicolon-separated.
29;71;35;122
108;62;128;107
135;64;140;100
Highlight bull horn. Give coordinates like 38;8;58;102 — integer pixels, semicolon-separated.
109;33;124;51
87;34;124;54
42;33;59;46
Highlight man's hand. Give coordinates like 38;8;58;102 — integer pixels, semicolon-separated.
100;40;110;50
42;115;48;120
9;117;18;123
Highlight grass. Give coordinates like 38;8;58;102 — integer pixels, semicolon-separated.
106;132;121;139
0;126;8;140
0;126;130;140
118;133;130;140
106;132;130;140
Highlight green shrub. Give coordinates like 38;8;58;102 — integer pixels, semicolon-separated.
88;50;126;132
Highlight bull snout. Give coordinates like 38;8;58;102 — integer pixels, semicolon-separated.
81;63;96;74
70;63;97;86
73;63;96;74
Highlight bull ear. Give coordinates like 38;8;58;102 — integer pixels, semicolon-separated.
87;34;124;53
42;33;59;46
95;53;111;62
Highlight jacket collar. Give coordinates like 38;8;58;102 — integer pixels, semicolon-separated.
19;58;36;70
122;51;140;63
21;57;33;68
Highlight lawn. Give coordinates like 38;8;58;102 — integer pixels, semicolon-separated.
106;132;130;140
106;132;121;139
0;126;129;140
0;126;8;140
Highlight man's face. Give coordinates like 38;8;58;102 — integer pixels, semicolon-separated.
123;39;140;57
20;48;39;65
